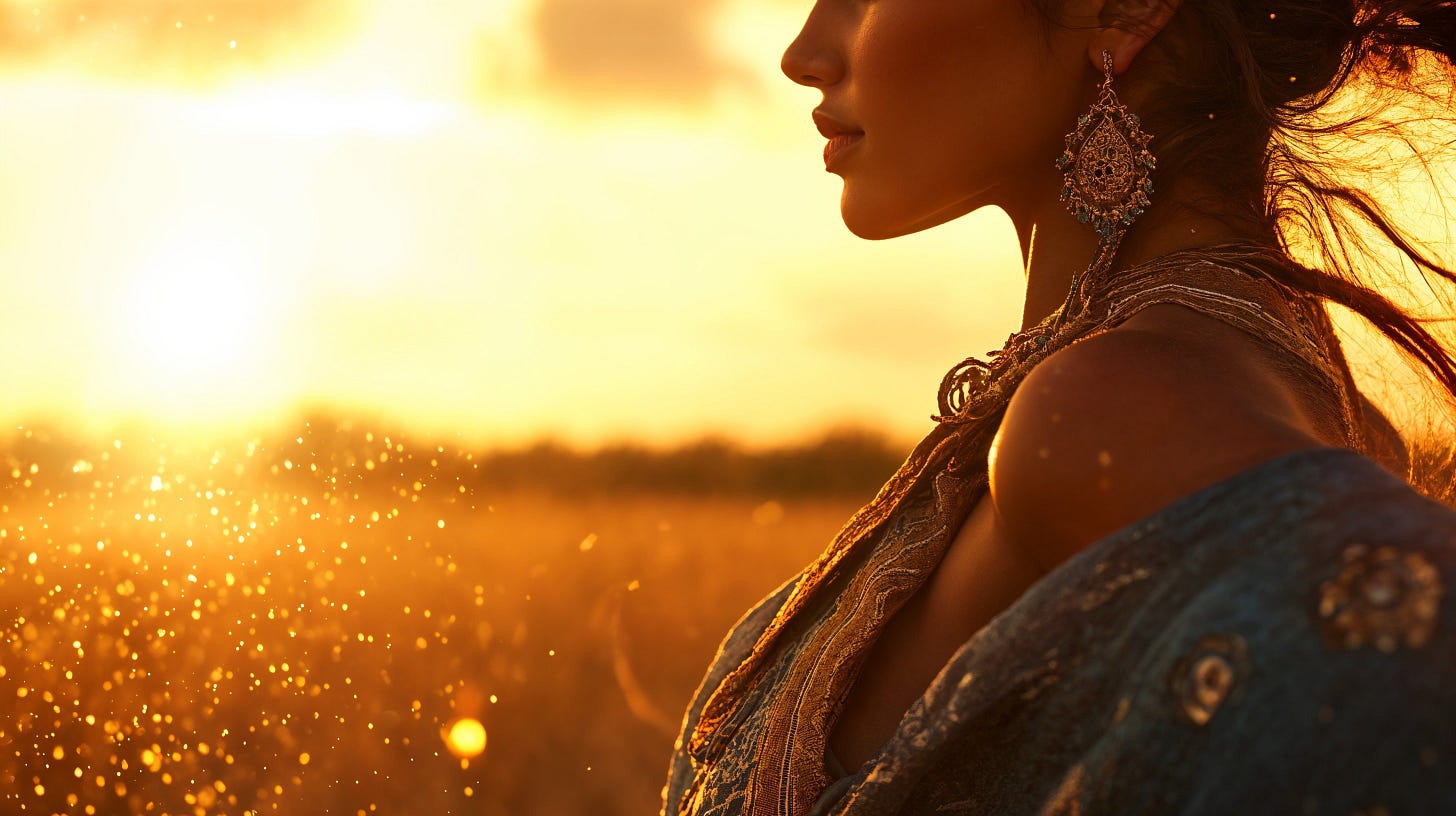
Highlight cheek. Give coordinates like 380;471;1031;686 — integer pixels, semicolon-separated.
851;6;1070;201
853;5;987;126
850;7;1059;173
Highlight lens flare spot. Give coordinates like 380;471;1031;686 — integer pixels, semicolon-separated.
444;717;487;758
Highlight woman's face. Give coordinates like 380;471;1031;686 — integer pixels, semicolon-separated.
782;0;1094;239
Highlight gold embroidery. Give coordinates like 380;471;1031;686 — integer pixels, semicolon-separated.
1170;634;1247;727
1079;567;1154;612
1318;544;1443;652
1039;764;1087;816
740;469;969;816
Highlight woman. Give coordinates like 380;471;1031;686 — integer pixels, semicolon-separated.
665;0;1456;813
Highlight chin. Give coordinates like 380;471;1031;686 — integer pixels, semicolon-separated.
839;203;940;241
839;193;913;241
841;218;900;241
840;183;981;240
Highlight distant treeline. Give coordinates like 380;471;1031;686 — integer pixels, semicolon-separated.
0;417;913;499
4;414;1452;502
472;432;908;497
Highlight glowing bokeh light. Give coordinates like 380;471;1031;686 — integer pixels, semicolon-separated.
445;717;488;758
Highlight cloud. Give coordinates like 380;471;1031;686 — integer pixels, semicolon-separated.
491;0;753;110
0;0;359;81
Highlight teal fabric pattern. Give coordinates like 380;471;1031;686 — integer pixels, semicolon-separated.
664;448;1455;815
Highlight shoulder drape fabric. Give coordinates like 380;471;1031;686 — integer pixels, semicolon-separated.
664;448;1455;815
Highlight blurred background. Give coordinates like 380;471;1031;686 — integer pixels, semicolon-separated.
0;1;1450;814
0;0;1028;445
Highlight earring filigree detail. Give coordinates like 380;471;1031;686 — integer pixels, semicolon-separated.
1057;51;1156;242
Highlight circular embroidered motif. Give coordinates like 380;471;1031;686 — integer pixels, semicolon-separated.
1170;634;1248;727
1318;544;1443;652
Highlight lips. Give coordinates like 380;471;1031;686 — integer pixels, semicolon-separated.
812;110;860;139
823;133;864;168
812;109;864;169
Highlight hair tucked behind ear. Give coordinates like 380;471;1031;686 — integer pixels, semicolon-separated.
1031;0;1456;501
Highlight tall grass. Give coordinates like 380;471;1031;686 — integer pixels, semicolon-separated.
0;420;878;815
2;418;1447;815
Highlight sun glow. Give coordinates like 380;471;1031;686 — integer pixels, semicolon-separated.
117;230;273;400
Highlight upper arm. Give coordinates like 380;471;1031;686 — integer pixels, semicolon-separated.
988;324;1329;570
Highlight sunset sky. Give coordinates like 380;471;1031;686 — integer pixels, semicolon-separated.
0;0;1445;446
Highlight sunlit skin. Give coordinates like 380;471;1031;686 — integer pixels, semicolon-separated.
782;0;1365;770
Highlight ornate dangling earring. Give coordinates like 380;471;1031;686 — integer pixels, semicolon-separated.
932;51;1157;425
1056;49;1156;306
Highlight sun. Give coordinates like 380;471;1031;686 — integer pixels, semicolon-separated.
118;231;274;404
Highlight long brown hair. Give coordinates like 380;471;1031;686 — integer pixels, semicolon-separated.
1034;0;1456;501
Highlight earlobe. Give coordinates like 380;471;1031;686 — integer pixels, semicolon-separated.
1087;35;1141;77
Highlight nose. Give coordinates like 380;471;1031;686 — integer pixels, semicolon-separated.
780;5;843;89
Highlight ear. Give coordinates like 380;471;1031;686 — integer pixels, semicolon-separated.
1088;0;1181;76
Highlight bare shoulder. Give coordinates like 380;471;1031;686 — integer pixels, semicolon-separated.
989;303;1333;571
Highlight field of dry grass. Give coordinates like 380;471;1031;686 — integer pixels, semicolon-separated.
4;417;1449;816
0;422;872;815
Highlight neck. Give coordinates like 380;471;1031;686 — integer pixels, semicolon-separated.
1010;180;1272;332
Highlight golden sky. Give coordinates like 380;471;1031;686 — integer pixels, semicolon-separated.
0;0;1027;446
0;0;1447;446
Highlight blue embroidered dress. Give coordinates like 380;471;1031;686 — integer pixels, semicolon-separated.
665;447;1454;815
